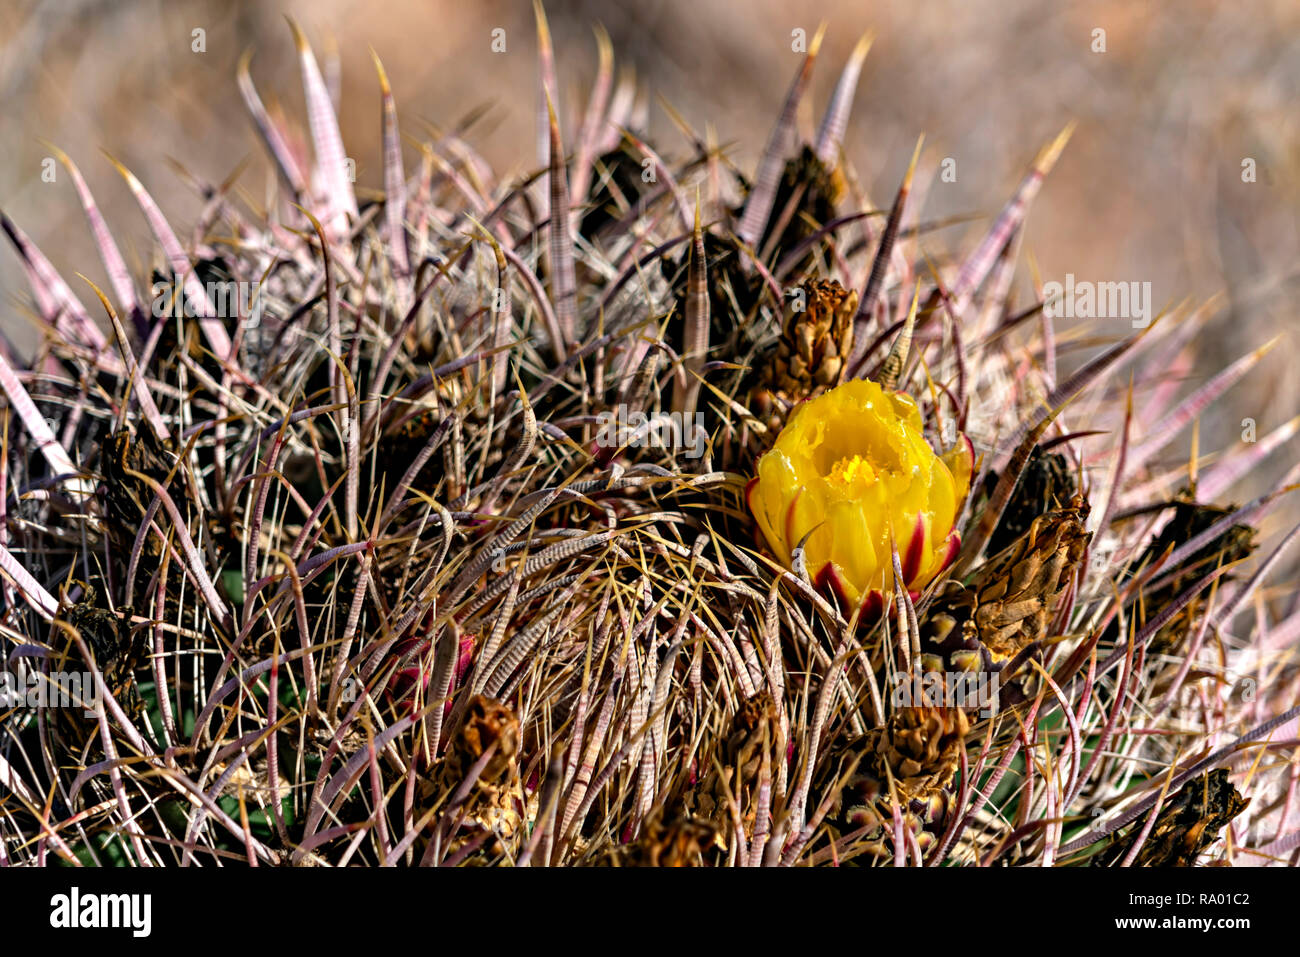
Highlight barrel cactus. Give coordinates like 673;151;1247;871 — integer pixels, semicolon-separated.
0;8;1294;869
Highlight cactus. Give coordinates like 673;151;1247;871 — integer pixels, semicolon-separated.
0;10;1295;869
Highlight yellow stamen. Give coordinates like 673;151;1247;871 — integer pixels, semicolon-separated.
828;454;876;486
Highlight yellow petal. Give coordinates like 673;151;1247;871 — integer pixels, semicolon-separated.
748;378;970;611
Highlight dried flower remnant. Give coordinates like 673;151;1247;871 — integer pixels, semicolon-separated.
821;705;971;862
427;695;523;862
1094;769;1247;867
752;277;858;433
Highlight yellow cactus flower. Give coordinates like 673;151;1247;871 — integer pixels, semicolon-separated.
746;378;973;615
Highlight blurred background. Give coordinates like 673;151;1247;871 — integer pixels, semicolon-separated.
1;0;1297;504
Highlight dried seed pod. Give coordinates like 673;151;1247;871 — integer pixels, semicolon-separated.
601;810;722;867
983;447;1077;557
941;493;1090;662
759;145;843;274
1111;495;1256;657
50;581;144;755
751;277;857;433
433;694;523;861
666;231;761;364
692;690;778;833
1093;769;1247;867
917;494;1090;715
724;689;780;785
445;693;520;790
207;754;291;804
100;426;181;557
967;493;1091;660
820;705;970;862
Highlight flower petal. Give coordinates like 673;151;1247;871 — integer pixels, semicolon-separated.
748;377;970;608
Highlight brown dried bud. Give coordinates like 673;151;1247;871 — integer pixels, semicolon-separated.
966;493;1091;660
753;278;858;434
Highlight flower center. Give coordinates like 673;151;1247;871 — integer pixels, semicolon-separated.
826;453;879;489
